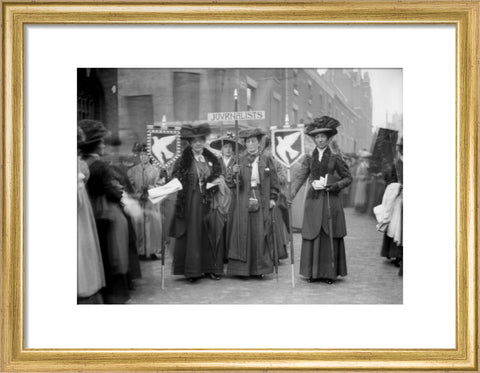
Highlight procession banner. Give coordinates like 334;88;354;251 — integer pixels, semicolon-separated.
270;126;305;168
146;125;182;169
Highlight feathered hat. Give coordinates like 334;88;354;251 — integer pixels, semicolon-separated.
180;123;211;139
305;116;340;137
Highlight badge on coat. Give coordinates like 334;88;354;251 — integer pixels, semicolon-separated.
271;126;305;168
146;126;181;168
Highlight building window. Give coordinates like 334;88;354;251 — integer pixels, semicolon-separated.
77;96;95;120
173;72;200;122
292;107;299;124
247;85;256;111
271;94;281;125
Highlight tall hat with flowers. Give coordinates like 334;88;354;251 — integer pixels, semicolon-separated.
305;116;340;137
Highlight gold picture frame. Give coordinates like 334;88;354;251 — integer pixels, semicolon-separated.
1;1;478;371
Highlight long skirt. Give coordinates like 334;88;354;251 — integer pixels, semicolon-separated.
380;234;403;259
134;201;162;257
172;187;222;277
227;210;273;276
300;228;347;280
96;204;130;304
77;188;105;298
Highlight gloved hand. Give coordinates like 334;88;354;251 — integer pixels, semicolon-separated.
325;183;340;193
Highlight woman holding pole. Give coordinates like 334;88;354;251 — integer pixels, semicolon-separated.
227;128;280;278
291;116;352;284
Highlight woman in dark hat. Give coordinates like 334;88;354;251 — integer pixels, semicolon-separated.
291;116;352;284
78;119;131;303
209;133;245;263
227;127;280;278
169;123;223;281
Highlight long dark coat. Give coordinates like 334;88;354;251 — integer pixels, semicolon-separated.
292;147;352;240
227;153;280;275
169;147;222;277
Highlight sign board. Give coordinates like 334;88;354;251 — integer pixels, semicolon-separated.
208;110;265;122
146;125;182;169
271;126;305;168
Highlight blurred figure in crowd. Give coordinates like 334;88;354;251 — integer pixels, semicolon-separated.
353;149;372;213
128;143;165;260
78;119;130;304
77;126;105;304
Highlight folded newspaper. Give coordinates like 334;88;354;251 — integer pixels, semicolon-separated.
148;178;183;204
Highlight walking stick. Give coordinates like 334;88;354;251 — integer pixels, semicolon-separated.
287;169;295;288
325;175;336;274
234;89;240;258
160;169;166;290
271;204;279;282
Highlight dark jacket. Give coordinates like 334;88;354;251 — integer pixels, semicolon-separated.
291;147;352;240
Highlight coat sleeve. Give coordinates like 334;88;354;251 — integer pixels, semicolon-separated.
268;156;280;201
334;155;353;190
291;155;311;198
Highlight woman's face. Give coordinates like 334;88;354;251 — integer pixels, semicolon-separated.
222;143;233;157
139;151;149;165
96;139;106;156
314;133;330;149
245;137;260;153
190;137;206;153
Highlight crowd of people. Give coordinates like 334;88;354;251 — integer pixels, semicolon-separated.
77;115;403;304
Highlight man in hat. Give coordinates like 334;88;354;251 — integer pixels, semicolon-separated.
291;116;352;284
169;123;223;282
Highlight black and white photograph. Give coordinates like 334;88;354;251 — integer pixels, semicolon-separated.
77;68;403;305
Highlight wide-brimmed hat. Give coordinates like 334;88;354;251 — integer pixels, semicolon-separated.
305;116;340;137
78;119;107;145
180;123;211;139
238;127;266;140
209;133;245;152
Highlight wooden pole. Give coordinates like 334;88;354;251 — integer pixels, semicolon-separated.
234;89;240;258
287;168;295;288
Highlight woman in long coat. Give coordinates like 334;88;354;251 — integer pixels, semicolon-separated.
79;119;130;303
291;116;352;284
169;123;223;281
227;128;280;278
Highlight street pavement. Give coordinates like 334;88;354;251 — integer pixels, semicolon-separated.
128;207;402;304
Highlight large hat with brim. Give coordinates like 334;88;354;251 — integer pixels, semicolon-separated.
180;123;211;139
209;133;245;152
305;116;340;137
238;127;266;140
78;119;107;145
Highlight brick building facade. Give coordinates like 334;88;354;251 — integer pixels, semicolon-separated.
77;68;373;156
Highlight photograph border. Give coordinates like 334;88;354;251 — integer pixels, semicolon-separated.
1;1;478;371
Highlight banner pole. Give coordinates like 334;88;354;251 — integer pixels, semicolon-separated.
234;89;240;262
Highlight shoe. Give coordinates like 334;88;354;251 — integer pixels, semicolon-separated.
325;279;334;285
187;277;199;283
138;254;147;261
206;273;221;280
307;277;314;283
150;254;161;261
